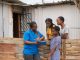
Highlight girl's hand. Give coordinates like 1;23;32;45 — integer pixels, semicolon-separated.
48;54;51;60
48;57;51;60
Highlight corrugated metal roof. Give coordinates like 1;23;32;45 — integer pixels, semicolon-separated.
27;1;75;7
0;0;28;6
19;0;73;5
0;0;75;6
7;0;27;6
0;0;20;2
6;0;23;3
72;0;80;9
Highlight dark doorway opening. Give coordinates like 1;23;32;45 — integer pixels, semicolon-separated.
13;13;21;38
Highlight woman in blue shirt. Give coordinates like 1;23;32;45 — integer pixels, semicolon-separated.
23;21;45;60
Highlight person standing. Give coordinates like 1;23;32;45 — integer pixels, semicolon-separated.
56;16;69;39
45;18;55;40
56;16;69;60
23;21;45;60
48;26;61;60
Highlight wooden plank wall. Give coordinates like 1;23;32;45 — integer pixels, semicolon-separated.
65;39;80;60
0;38;80;60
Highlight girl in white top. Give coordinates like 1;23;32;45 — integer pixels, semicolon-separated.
56;16;69;39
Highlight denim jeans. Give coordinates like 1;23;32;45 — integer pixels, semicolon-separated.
24;54;40;60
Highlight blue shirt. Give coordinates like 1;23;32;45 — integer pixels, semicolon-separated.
23;29;43;55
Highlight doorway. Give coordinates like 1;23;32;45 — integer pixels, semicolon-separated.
13;13;21;38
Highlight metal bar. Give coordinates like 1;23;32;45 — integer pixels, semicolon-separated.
69;27;80;29
2;0;4;37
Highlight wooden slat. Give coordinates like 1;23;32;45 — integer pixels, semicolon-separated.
0;38;80;60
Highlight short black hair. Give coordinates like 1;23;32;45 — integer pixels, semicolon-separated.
30;21;37;28
45;18;53;23
54;26;60;32
58;16;64;22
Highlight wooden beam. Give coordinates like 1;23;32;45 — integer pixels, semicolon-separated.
0;2;28;6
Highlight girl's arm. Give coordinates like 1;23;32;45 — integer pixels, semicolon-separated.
49;45;56;56
48;45;57;60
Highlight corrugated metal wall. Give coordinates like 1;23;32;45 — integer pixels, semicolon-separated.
31;4;80;39
0;4;80;39
0;4;13;37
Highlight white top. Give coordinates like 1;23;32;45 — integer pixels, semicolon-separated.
60;25;69;37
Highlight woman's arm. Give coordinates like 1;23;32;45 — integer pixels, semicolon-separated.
61;33;68;39
48;45;57;60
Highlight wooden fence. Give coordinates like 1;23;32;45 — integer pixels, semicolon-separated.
0;38;80;60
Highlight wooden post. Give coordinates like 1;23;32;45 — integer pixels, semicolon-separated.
18;14;21;38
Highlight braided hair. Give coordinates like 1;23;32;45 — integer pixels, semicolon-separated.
45;18;55;28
